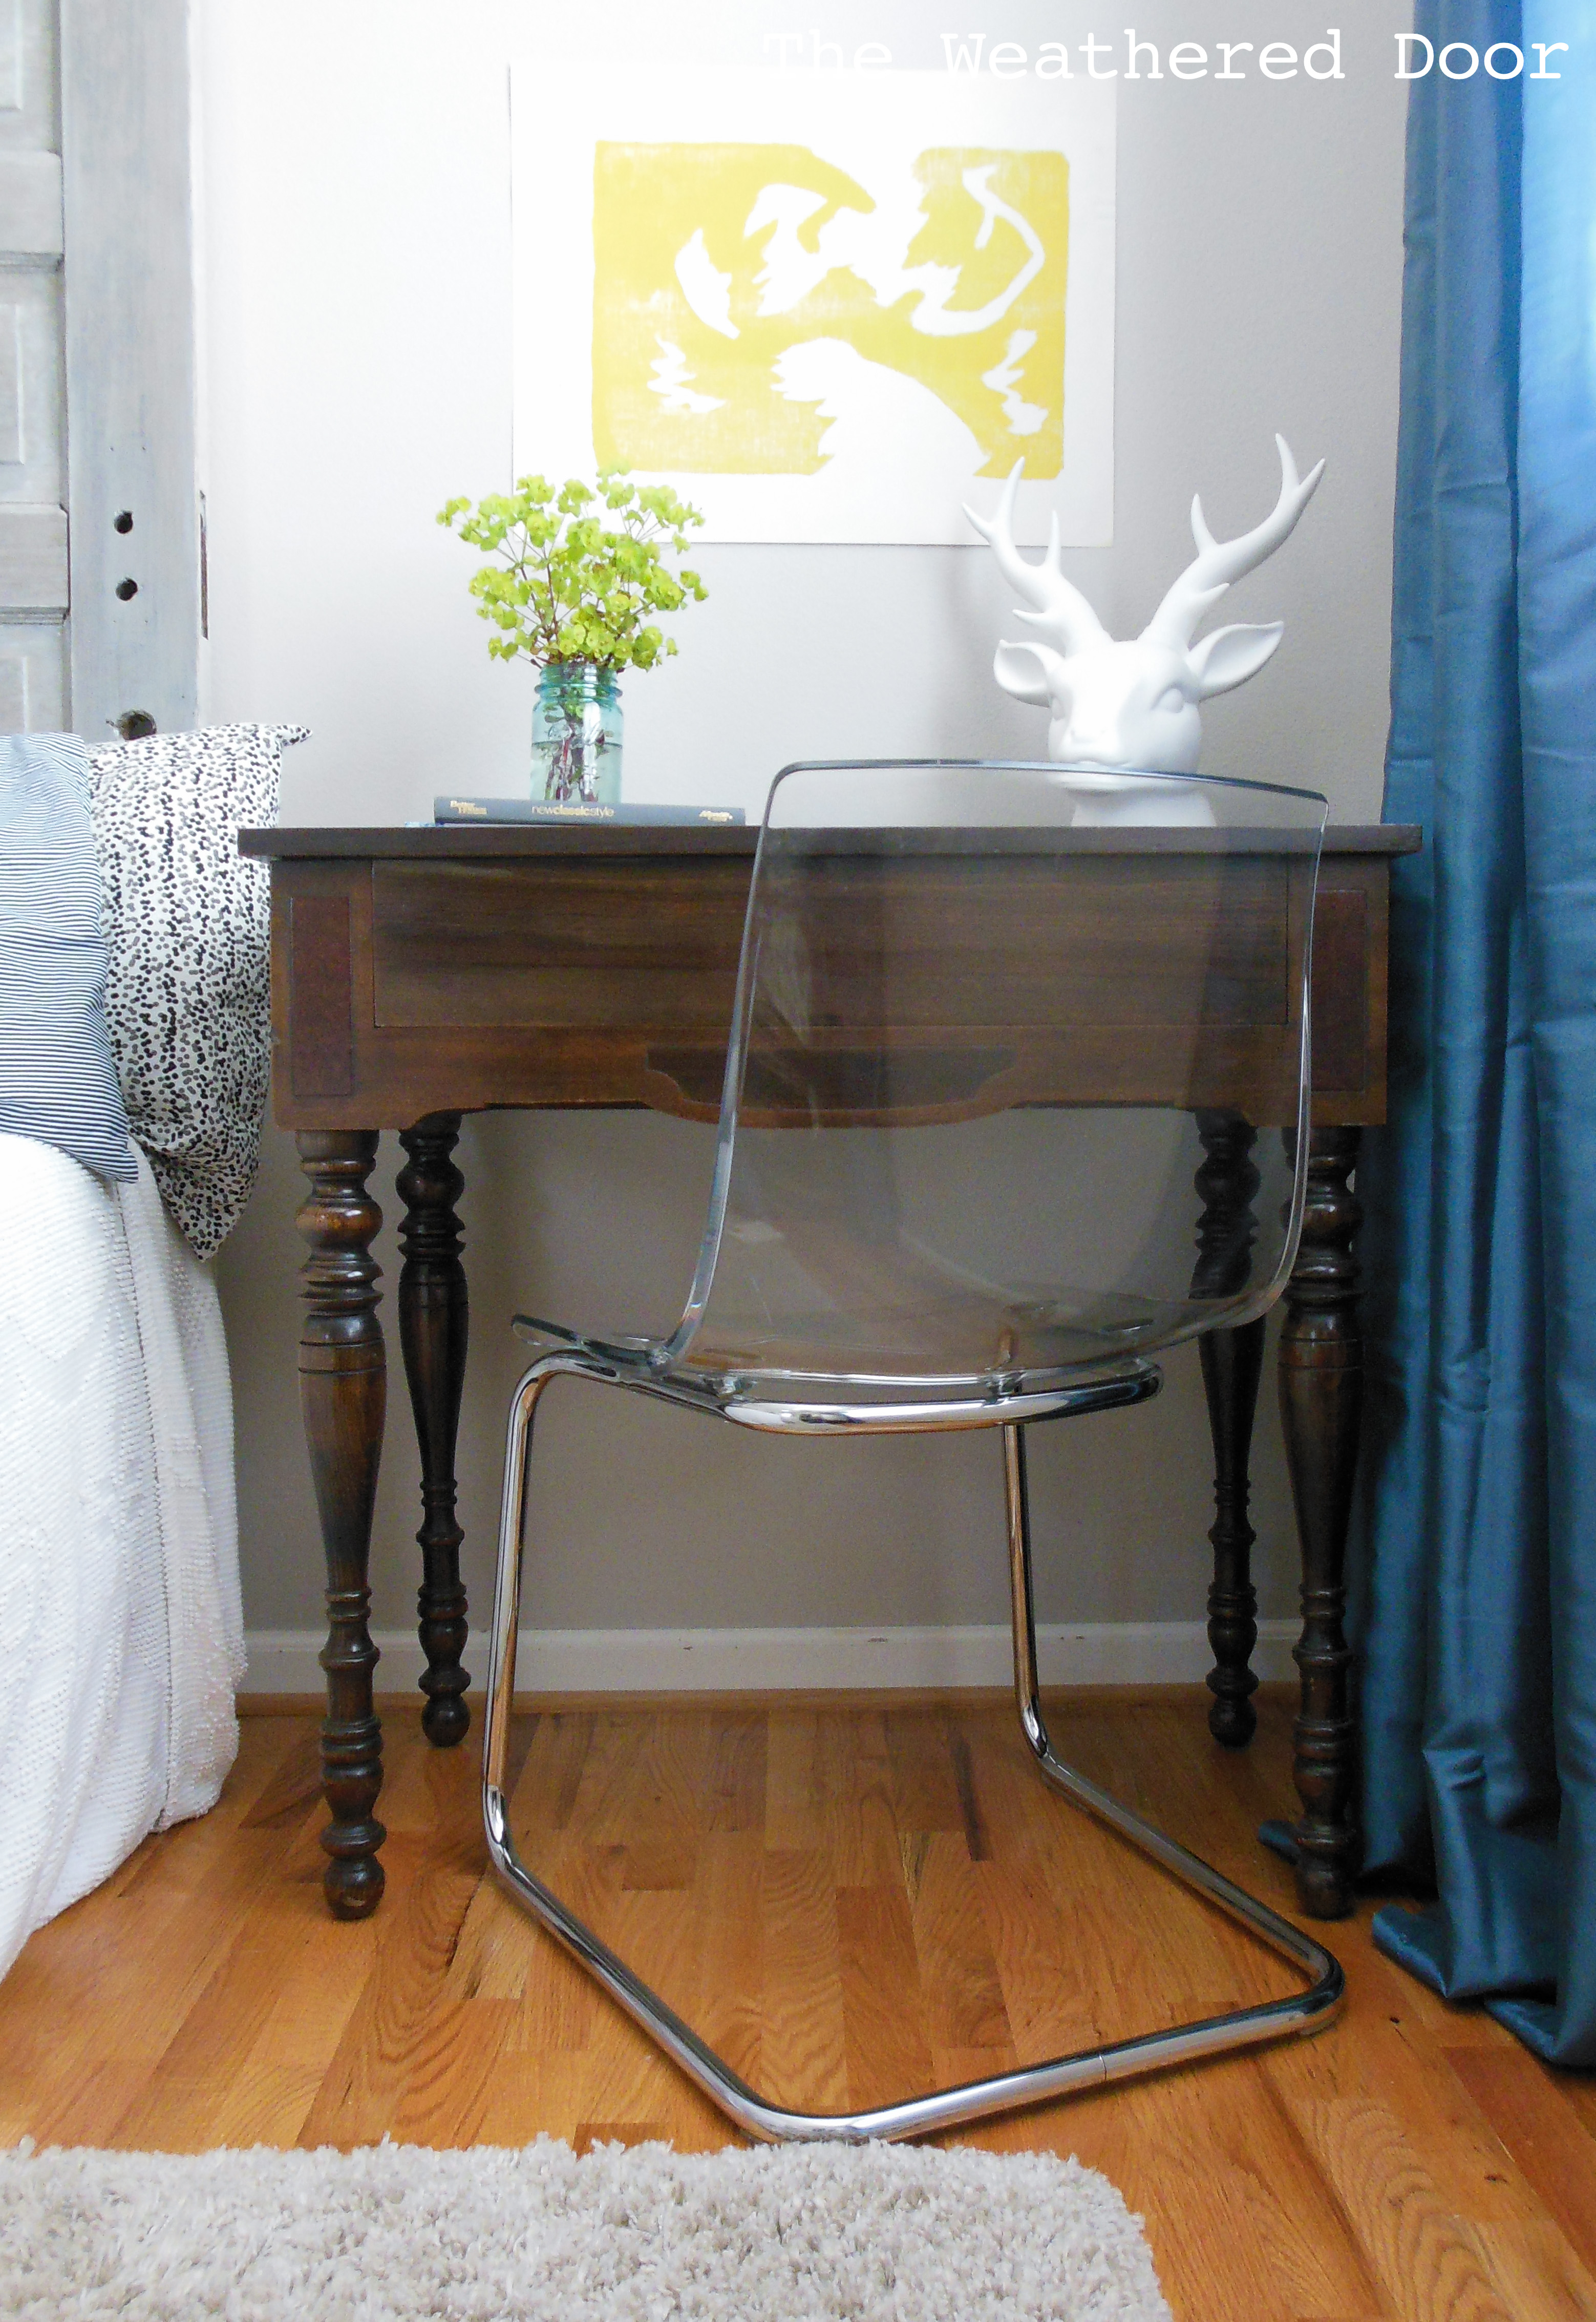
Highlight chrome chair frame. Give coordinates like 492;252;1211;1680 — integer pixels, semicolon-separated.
482;1342;1345;2144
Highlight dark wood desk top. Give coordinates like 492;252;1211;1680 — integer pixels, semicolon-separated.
243;823;1423;861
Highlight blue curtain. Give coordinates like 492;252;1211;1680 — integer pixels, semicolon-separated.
1353;0;1596;2064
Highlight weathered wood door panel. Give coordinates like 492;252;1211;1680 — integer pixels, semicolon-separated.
0;0;200;738
61;0;200;738
0;0;67;728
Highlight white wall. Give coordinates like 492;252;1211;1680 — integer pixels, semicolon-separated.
199;0;1410;1662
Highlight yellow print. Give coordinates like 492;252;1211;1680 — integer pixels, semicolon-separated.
591;141;1069;480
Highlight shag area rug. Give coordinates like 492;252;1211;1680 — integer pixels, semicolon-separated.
0;2135;1172;2320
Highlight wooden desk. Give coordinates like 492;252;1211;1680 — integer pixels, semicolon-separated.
244;821;1421;1925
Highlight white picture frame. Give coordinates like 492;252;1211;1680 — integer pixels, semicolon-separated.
511;67;1116;546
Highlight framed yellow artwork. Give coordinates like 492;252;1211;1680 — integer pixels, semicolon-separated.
512;68;1116;545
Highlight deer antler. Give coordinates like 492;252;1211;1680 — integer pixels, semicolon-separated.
964;461;1107;655
1141;435;1325;651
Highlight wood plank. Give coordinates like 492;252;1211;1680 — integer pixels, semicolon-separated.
563;1711;652;1848
823;1708;902;1888
759;1848;846;2115
108;1807;337;2152
1469;2223;1596;2322
1558;2070;1596;2140
501;1832;608;2058
438;1875;532;2007
613;1711;711;1846
203;1807;382;2148
837;1880;934;2110
1445;2046;1596;2278
1294;2096;1515;2321
703;1712;766;1834
764;1709;826;1851
390;1995;517;2149
900;1829;1013;2061
691;1830;764;2092
295;1830;481;2149
238;1726;325;1831
475;2051;584;2151
886;1707;968;1836
609;1881;701;2029
975;1848;1102;2065
1267;1941;1564;2231
509;1708;595;1835
957;1709;1119;2053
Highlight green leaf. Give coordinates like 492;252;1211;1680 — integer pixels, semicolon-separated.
438;473;708;671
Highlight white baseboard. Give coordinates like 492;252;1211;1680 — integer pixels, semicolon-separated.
242;1619;1299;1695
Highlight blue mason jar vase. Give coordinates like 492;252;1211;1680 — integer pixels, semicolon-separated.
533;663;623;805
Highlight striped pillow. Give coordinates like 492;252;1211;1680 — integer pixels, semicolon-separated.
0;734;135;1183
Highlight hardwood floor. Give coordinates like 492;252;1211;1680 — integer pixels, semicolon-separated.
3;1685;1593;2321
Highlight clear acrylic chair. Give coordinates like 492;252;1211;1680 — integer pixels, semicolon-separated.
482;759;1344;2142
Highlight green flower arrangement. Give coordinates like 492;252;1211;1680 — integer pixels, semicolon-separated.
436;471;708;671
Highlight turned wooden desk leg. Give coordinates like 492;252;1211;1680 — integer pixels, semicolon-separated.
297;1132;388;1920
1194;1112;1266;1748
1279;1124;1363;1920
397;1113;471;1748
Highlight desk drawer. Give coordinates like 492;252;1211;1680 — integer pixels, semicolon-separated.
265;843;1392;1130
370;858;748;1029
371;853;1301;1033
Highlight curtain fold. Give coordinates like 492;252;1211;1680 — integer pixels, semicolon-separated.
1353;0;1596;2063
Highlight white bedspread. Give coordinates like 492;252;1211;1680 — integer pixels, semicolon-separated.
0;1133;243;1981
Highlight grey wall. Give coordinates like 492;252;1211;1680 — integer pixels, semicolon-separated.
200;0;1410;1641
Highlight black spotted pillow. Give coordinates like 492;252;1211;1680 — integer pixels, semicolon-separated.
87;723;309;1260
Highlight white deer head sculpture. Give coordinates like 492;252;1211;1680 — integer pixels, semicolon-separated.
966;435;1324;823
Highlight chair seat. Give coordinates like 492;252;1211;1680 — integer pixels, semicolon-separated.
510;1311;1162;1432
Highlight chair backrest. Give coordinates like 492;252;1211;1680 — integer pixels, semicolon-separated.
664;762;1328;1392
